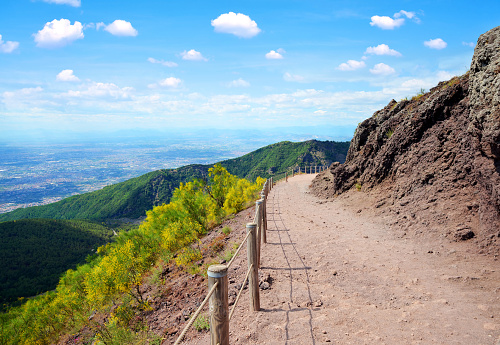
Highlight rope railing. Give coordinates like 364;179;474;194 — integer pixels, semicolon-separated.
226;229;251;268
174;165;327;344
229;263;253;321
173;281;219;345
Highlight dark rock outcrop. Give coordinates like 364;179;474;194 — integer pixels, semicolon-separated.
311;26;500;254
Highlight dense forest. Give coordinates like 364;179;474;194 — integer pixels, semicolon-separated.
0;219;113;305
0;140;348;222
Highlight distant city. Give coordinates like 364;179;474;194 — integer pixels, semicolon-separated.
0;128;353;214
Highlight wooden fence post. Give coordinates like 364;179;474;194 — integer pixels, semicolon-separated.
255;200;263;267
259;195;267;244
246;223;260;311
208;264;229;345
260;192;267;241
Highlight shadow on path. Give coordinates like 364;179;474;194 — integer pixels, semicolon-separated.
269;187;316;345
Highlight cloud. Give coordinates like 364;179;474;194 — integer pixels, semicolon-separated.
283;72;304;82
159;77;182;88
64;82;134;99
211;12;261;38
56;69;80;82
103;20;138;37
3;86;43;99
0;34;19;53
42;0;80;6
370;63;396;75
394;10;420;23
148;77;182;89
227;78;250;88
365;44;402;57
370;15;404;30
148;57;178;67
424;38;447;50
370;10;419;30
2;87;52;110
337;60;366;71
265;50;284;59
462;41;475;48
181;49;207;61
34;19;84;48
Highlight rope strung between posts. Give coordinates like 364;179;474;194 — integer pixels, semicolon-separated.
174;170;327;344
173;281;219;345
227;229;252;269
229;263;253;321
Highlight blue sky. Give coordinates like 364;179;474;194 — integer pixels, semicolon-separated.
0;0;498;138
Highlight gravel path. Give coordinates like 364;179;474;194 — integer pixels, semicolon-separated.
192;174;500;344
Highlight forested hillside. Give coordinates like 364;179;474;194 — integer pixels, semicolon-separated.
0;165;264;344
221;140;349;180
0;140;348;222
0;219;113;305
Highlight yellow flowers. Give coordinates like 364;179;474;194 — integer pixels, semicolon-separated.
1;164;264;345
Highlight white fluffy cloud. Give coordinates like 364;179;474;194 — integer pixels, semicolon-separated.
227;78;250;88
337;60;366;71
147;57;178;67
56;69;80;82
370;10;418;30
0;34;19;53
34;19;84;48
64;82;134;99
265;50;284;59
370;63;396;75
103;20;138;37
159;77;182;88
42;0;80;6
365;44;402;57
394;10;419;23
424;38;447;50
2;87;52;111
181;49;207;61
283;72;304;82
3;86;43;99
370;16;404;30
211;12;261;38
148;77;182;89
462;41;475;48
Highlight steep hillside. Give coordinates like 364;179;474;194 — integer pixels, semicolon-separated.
0;140;348;222
220;140;349;180
0;219;112;304
311;25;500;255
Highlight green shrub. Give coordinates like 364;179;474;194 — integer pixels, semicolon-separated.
193;314;210;331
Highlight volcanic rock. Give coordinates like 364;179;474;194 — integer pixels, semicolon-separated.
311;25;500;254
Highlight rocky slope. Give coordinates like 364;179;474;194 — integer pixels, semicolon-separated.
311;25;500;255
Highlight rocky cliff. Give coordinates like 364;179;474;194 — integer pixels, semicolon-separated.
311;26;500;255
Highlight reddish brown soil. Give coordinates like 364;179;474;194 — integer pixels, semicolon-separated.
141;206;258;344
189;175;500;345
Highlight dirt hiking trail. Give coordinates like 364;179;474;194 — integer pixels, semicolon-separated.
192;174;500;345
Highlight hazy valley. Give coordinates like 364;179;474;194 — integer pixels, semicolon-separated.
0;127;352;214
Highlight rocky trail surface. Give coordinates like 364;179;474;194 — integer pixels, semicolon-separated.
192;174;500;345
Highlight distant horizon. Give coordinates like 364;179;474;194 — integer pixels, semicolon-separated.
2;0;498;138
0;124;357;144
